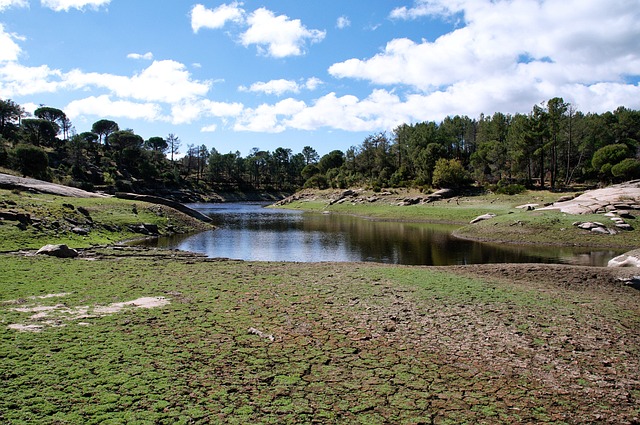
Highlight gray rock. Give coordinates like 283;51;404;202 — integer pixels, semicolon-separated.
470;213;497;224
71;227;90;236
615;223;633;230
35;244;79;258
590;227;609;234
608;254;640;267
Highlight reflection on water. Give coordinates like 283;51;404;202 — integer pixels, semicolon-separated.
137;202;622;266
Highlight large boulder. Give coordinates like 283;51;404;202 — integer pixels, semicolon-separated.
35;244;79;258
608;254;640;268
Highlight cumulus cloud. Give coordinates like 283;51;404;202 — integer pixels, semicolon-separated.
0;24;23;62
328;0;640;118
0;0;28;11
240;8;325;58
64;60;211;104
0;62;62;96
40;0;110;12
65;95;163;121
190;2;244;33
201;124;218;132
127;52;153;61
192;3;325;58
239;78;323;96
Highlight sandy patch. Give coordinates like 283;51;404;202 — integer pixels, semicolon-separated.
4;294;170;332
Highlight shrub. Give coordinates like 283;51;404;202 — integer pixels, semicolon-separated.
432;158;470;188
611;158;640;181
12;144;50;180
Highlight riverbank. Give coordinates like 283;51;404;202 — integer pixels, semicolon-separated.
1;247;638;424
275;187;640;249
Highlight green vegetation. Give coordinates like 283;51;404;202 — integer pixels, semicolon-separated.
0;189;208;251
2;97;640;197
1;253;637;423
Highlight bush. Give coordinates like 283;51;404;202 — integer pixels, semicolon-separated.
591;144;632;178
12;144;50;180
495;183;526;195
611;158;640;181
432;158;470;188
303;174;328;189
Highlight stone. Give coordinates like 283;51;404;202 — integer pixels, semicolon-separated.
470;213;496;224
516;203;539;210
608;254;640;268
615;223;633;230
590;227;609;234
35;244;79;258
71;227;90;236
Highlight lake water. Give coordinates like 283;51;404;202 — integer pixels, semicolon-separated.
139;202;621;266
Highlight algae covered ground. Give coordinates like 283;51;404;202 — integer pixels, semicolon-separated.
1;249;639;424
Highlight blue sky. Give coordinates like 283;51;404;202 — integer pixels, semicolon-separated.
1;0;639;157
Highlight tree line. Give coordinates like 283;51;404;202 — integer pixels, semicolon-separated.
1;97;639;195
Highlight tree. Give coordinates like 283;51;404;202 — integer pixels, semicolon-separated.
432;158;470;188
34;106;69;139
167;133;181;162
12;144;49;180
301;146;319;164
612;158;640;181
318;150;345;173
20;118;59;146
145;136;168;153
0;99;25;139
91;119;119;146
591;143;632;180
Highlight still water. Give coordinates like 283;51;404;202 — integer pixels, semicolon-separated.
140;202;620;266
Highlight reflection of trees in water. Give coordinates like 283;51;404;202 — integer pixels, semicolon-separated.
136;205;620;266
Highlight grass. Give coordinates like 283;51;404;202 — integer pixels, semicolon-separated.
1;251;638;424
0;189;209;251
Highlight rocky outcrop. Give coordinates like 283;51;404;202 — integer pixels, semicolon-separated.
0;173;106;198
470;213;497;224
115;192;212;223
539;180;640;214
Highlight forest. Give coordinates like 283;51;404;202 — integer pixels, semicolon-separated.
1;97;639;196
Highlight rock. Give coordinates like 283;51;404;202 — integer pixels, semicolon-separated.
516;203;538;210
470;213;496;224
608;254;640;267
590;227;609;234
71;227;90;236
578;222;598;230
556;195;576;202
617;211;635;219
615;223;633;230
0;211;31;224
432;188;455;198
36;244;79;258
62;203;75;210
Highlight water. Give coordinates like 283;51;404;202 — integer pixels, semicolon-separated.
138;202;621;266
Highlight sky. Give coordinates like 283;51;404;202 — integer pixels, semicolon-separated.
1;0;640;157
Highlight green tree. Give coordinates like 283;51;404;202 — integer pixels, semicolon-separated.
145;136;168;152
0;99;25;140
20;118;59;146
91;119;119;146
591;143;632;180
12;144;49;180
34;106;70;140
301;146;319;164
432;158;470;188
611;158;640;181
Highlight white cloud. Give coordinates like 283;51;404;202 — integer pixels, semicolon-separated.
0;0;28;12
190;2;244;33
240;79;300;96
239;77;324;96
170;99;243;125
235;98;306;132
240;7;325;58
64;60;211;104
40;0;110;12
0;24;23;62
127;52;153;61
201;124;218;133
336;16;351;29
0;62;62;96
65;95;163;121
328;0;640;118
